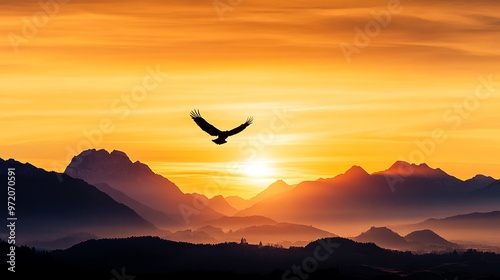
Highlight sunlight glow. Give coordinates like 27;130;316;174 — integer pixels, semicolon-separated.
243;161;272;177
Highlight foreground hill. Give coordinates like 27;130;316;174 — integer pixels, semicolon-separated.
7;236;494;279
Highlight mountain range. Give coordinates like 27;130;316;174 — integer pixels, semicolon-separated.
1;148;499;252
392;211;500;248
237;161;500;235
0;158;159;247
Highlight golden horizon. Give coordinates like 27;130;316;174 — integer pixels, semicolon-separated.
1;0;499;198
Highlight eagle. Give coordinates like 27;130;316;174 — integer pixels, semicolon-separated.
190;109;253;145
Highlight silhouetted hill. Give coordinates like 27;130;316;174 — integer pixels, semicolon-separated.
474;180;500;196
197;225;226;240
405;230;458;248
64;149;223;227
0;158;157;247
227;222;337;246
393;211;500;247
353;227;461;252
169;222;336;246
465;175;497;189
25;232;99;251
198;215;277;231
0;239;103;279
354;227;410;250
164;229;218;244
398;211;500;231
45;236;500;279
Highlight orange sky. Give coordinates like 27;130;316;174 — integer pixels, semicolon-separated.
1;0;500;198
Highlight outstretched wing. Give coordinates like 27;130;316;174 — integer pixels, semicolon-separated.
190;110;222;136
226;117;253;136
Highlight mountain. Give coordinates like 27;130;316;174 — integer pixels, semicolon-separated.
236;161;500;236
225;195;252;211
190;194;238;216
64;149;223;227
249;179;293;204
393;211;500;247
226;180;293;210
395;211;500;232
209;195;238;215
93;182;175;227
377;161;453;178
473;179;500;196
0;158;158;246
234;164;394;234
196;225;226;240
373;161;465;195
353;227;409;250
464;175;496;189
353;227;460;252
404;230;458;249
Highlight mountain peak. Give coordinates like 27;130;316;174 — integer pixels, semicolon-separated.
356;226;404;240
110;150;131;160
465;174;496;189
404;229;455;246
268;179;290;190
62;149;223;225
383;161;449;177
365;226;398;234
470;174;493;179
65;149;153;177
344;165;370;177
249;179;292;204
354;227;408;249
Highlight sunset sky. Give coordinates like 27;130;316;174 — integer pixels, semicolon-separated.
1;0;500;198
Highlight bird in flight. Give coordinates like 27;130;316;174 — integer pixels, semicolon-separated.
190;109;253;145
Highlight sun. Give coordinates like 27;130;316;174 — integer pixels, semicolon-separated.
243;161;272;177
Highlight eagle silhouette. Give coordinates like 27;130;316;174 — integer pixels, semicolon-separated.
190;110;253;145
